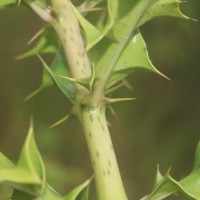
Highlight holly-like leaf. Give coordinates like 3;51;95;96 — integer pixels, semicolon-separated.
180;142;200;199
142;142;200;200
17;120;46;185
64;177;92;200
138;0;189;26
18;27;58;59
108;0;188;41
90;29;166;90
0;152;15;168
90;0;188;91
74;0;116;50
37;55;75;103
0;121;45;184
37;184;64;200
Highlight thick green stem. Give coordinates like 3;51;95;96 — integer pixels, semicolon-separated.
50;1;128;199
80;104;128;200
51;0;91;79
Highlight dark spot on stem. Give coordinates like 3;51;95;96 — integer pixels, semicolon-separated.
81;68;85;74
82;51;85;57
89;132;92;138
107;169;110;175
70;27;74;32
89;114;93;122
97;115;101;122
63;38;67;44
108;160;112;167
70;36;74;41
101;124;105;132
103;170;106;176
92;160;95;166
63;28;67;33
96;151;99;157
100;106;104;114
83;63;87;69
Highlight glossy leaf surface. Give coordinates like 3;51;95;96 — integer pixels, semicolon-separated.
142;142;200;200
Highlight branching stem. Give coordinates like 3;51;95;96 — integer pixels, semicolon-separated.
92;0;153;103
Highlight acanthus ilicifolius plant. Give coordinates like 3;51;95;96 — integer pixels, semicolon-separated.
0;0;199;200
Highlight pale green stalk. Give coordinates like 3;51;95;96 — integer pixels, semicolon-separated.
50;0;128;199
92;0;153;103
79;104;128;200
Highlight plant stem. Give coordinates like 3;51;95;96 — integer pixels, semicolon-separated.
79;104;128;200
32;0;128;199
51;0;91;80
92;0;153;102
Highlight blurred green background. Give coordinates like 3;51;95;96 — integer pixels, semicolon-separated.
0;0;199;199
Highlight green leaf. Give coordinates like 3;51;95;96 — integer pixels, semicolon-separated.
38;55;75;103
91;0;187;91
74;0;116;50
64;177;92;200
17;120;46;185
180;142;200;199
18;27;58;59
143;142;200;200
0;152;15;168
0;0;16;9
90;30;166;90
12;189;35;200
106;0;153;42
25;52;75;102
108;0;188;41
36;184;63;200
0;121;45;184
138;0;189;26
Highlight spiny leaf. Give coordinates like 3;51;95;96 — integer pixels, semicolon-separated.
25;51;74;102
0;152;15;168
17;27;58;59
138;0;189;26
90;30;165;90
180;141;200;199
142;141;200;200
17;120;46;185
36;184;63;200
108;0;188;41
64;177;93;200
91;0;187;91
74;0;116;50
37;55;75;103
0;121;45;184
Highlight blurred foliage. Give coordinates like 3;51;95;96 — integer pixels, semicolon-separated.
0;0;199;199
